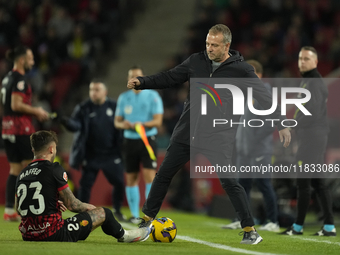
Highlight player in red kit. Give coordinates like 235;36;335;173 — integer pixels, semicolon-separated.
15;130;150;242
1;46;49;221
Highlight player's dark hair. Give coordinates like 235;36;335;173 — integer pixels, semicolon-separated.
301;46;318;58
90;78;107;88
246;60;263;75
30;130;58;153
5;46;29;62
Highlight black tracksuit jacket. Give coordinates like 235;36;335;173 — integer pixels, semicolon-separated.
294;68;328;131
137;50;285;152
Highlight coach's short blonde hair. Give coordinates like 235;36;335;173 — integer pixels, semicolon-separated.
209;24;232;44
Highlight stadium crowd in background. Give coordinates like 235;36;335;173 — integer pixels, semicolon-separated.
0;0;145;144
0;0;340;240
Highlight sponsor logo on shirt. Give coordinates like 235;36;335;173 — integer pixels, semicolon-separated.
17;81;25;91
80;220;89;227
63;172;68;182
124;105;133;115
106;108;113;116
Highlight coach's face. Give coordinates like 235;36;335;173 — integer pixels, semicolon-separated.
206;33;230;63
298;50;318;73
89;82;107;105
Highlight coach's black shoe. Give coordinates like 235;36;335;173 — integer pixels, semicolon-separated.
138;216;153;228
280;226;303;235
239;230;263;244
313;228;336;236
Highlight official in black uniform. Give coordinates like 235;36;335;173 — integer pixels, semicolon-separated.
61;81;125;221
281;46;335;236
127;24;291;244
1;46;49;221
15;130;150;242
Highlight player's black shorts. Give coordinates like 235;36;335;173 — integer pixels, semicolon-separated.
45;212;93;242
123;136;158;173
3;135;33;163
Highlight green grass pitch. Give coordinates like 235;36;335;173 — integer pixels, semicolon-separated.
1;206;339;255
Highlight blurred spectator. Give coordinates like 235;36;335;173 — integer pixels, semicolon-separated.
15;0;31;24
19;24;35;48
67;25;91;61
48;7;74;40
0;7;16;47
36;0;54;26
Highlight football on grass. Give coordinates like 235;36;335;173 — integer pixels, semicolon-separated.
149;217;177;242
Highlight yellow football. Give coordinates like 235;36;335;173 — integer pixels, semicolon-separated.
149;217;177;242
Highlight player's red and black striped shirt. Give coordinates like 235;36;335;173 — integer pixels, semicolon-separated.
1;70;35;135
16;159;69;241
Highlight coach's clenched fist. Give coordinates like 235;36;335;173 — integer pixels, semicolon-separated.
127;78;141;89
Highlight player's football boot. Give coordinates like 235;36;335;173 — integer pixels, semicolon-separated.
313;228;336;236
118;226;151;243
280;226;303;235
240;229;263;244
258;222;280;232
4;212;21;222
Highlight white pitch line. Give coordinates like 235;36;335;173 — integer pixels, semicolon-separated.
120;222;284;255
177;235;284;255
295;237;340;246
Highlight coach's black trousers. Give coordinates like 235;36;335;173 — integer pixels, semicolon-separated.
295;128;334;225
142;141;254;228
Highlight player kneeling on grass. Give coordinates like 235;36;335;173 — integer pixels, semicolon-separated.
15;130;151;242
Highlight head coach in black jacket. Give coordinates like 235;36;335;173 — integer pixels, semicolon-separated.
128;24;292;244
61;81;126;222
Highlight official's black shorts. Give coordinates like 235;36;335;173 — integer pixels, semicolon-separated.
45;212;93;242
3;135;33;163
123;136;158;173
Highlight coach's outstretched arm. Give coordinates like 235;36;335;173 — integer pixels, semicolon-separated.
127;58;190;90
59;187;96;213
